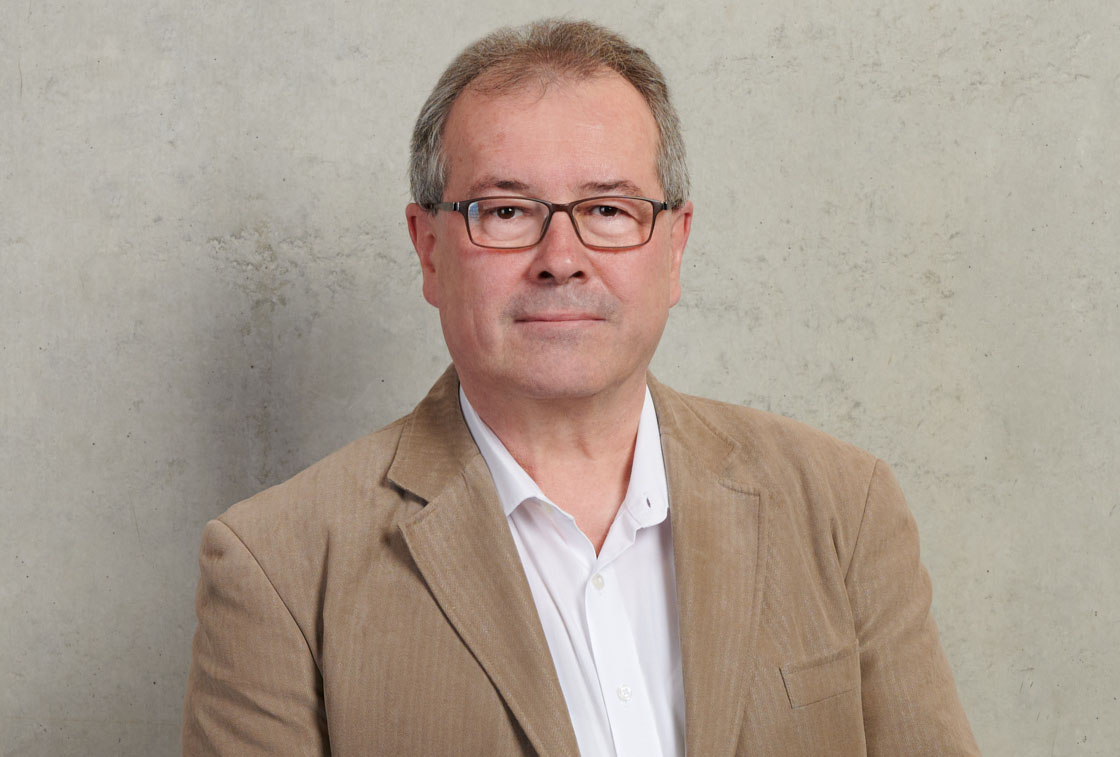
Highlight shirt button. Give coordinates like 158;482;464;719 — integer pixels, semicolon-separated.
591;574;605;590
617;685;633;702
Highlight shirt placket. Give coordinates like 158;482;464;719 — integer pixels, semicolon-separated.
583;508;664;757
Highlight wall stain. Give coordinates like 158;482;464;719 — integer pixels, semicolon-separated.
206;223;292;488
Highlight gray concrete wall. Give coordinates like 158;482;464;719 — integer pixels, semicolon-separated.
2;1;1116;753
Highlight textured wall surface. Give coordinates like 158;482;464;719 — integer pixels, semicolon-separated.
2;1;1117;754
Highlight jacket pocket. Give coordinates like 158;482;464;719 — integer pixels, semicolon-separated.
780;644;860;709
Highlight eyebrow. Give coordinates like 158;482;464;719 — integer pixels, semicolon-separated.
465;177;533;197
580;180;647;197
463;177;652;199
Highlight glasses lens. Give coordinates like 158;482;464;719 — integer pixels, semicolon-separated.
467;198;549;248
572;197;655;248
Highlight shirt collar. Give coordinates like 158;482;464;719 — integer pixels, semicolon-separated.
459;385;669;526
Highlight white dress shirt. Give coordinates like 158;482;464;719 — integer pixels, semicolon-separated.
459;386;685;757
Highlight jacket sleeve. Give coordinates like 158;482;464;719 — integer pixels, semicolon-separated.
845;460;980;755
182;519;329;756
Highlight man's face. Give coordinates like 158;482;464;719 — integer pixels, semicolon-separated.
407;72;692;405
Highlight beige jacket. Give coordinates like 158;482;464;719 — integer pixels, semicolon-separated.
183;368;979;755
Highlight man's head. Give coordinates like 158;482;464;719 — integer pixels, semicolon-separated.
406;20;692;407
409;18;690;211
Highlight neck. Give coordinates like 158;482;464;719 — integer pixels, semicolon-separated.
462;374;647;552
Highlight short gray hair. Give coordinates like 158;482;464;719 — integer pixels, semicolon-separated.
409;19;689;209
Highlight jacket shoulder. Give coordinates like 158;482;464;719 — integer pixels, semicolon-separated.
661;388;879;482
653;383;890;564
216;414;415;553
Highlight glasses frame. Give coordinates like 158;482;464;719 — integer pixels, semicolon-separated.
423;195;671;251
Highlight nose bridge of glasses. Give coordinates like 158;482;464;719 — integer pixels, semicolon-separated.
546;200;585;242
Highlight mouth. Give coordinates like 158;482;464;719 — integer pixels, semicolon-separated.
514;313;605;323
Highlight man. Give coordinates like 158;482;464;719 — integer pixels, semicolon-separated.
183;19;979;756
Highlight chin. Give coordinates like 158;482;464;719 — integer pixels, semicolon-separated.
506;362;633;401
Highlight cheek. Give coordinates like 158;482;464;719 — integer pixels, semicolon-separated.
620;254;674;305
464;256;523;300
443;259;521;340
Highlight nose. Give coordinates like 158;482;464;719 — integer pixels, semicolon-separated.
528;209;589;285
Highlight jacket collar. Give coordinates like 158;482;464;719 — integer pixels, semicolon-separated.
389;366;579;755
650;376;766;757
389;368;765;756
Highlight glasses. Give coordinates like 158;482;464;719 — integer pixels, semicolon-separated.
424;195;670;250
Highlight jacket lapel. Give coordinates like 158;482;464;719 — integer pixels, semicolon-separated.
651;378;767;757
390;368;580;756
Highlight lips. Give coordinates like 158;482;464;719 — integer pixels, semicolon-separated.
515;312;605;322
504;291;619;324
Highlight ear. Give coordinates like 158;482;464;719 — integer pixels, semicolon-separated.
406;202;441;308
667;201;692;307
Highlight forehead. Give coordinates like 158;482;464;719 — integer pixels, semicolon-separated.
441;72;662;198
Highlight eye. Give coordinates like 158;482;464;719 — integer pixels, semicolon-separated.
589;204;626;218
473;201;536;222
